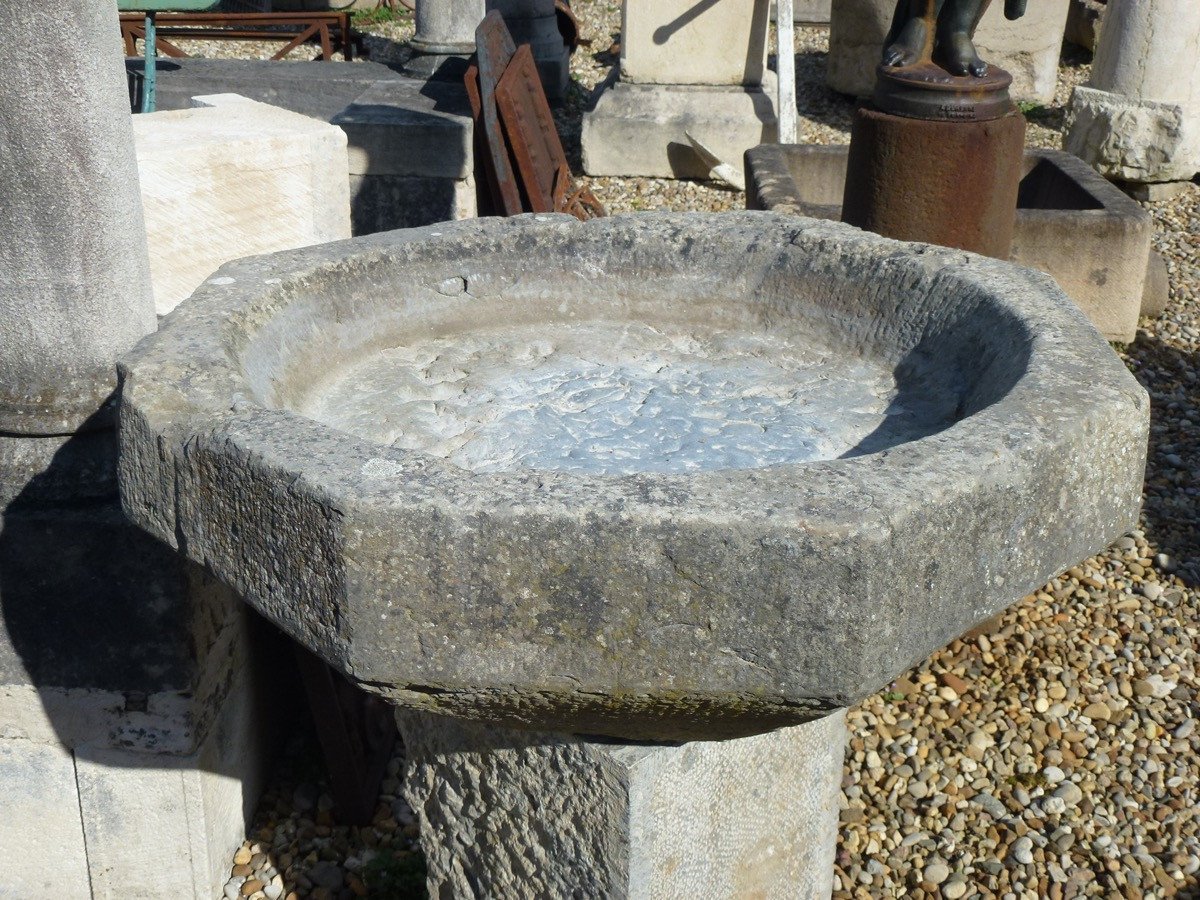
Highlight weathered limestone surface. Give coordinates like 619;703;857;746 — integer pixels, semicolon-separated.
583;0;776;178
621;0;771;86
0;4;155;433
118;213;1149;741
582;75;779;179
135;94;351;316
1065;0;1200;184
398;710;846;898
827;0;1070;102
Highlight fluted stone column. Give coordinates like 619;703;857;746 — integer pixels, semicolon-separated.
0;3;155;435
1065;0;1200;190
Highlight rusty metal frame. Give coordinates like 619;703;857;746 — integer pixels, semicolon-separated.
465;11;604;221
118;11;359;61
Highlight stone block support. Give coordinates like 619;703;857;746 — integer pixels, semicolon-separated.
135;94;352;316
1065;0;1200;186
827;0;1069;103
397;711;847;899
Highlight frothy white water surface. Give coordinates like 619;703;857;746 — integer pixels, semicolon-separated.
300;320;947;475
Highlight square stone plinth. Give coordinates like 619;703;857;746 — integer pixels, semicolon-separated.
134;94;351;316
0;441;287;898
397;710;846;898
745;144;1156;342
582;76;778;179
621;0;771;86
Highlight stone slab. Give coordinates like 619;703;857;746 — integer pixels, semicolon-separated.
134;94;351;316
0;741;91;899
126;58;401;122
621;0;771;86
582;76;779;179
398;710;846;898
1065;86;1200;185
349;173;477;235
1065;0;1105;51
745;144;1154;343
827;0;1070;103
125;59;476;234
118;213;1149;740
0;636;277;899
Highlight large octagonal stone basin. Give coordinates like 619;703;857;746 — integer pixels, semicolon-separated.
118;213;1149;740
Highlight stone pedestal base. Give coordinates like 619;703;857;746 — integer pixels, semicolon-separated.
1066;86;1200;185
581;75;778;180
396;710;846;899
842;105;1026;259
0;606;282;899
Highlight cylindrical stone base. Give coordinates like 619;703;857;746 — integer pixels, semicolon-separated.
405;0;487;79
397;710;847;898
841;105;1026;259
0;2;155;434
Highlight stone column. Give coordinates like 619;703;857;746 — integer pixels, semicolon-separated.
406;0;488;79
827;0;1070;103
489;0;570;100
0;3;156;435
581;0;779;180
397;710;846;898
1065;0;1200;193
0;5;282;897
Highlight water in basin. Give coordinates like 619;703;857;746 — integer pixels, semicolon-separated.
299;318;956;475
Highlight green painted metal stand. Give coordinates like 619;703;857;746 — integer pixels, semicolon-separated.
142;12;156;113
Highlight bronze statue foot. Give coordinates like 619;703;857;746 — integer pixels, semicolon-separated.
882;17;928;68
938;32;988;77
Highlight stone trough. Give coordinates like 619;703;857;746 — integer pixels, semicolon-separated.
118;212;1148;743
745;144;1166;341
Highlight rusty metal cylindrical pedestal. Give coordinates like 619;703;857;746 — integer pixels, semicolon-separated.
841;105;1026;259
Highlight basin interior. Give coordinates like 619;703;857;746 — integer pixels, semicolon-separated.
295;316;959;475
238;226;1031;477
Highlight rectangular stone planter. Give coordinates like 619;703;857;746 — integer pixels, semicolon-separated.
746;144;1158;342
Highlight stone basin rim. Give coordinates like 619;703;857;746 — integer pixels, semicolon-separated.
116;212;1149;740
120;212;1137;520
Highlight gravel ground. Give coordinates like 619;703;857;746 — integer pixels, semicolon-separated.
195;4;1200;898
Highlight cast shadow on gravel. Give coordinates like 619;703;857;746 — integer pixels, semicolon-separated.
1123;331;1200;587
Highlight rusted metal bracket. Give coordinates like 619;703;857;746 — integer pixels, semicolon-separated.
465;11;604;220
